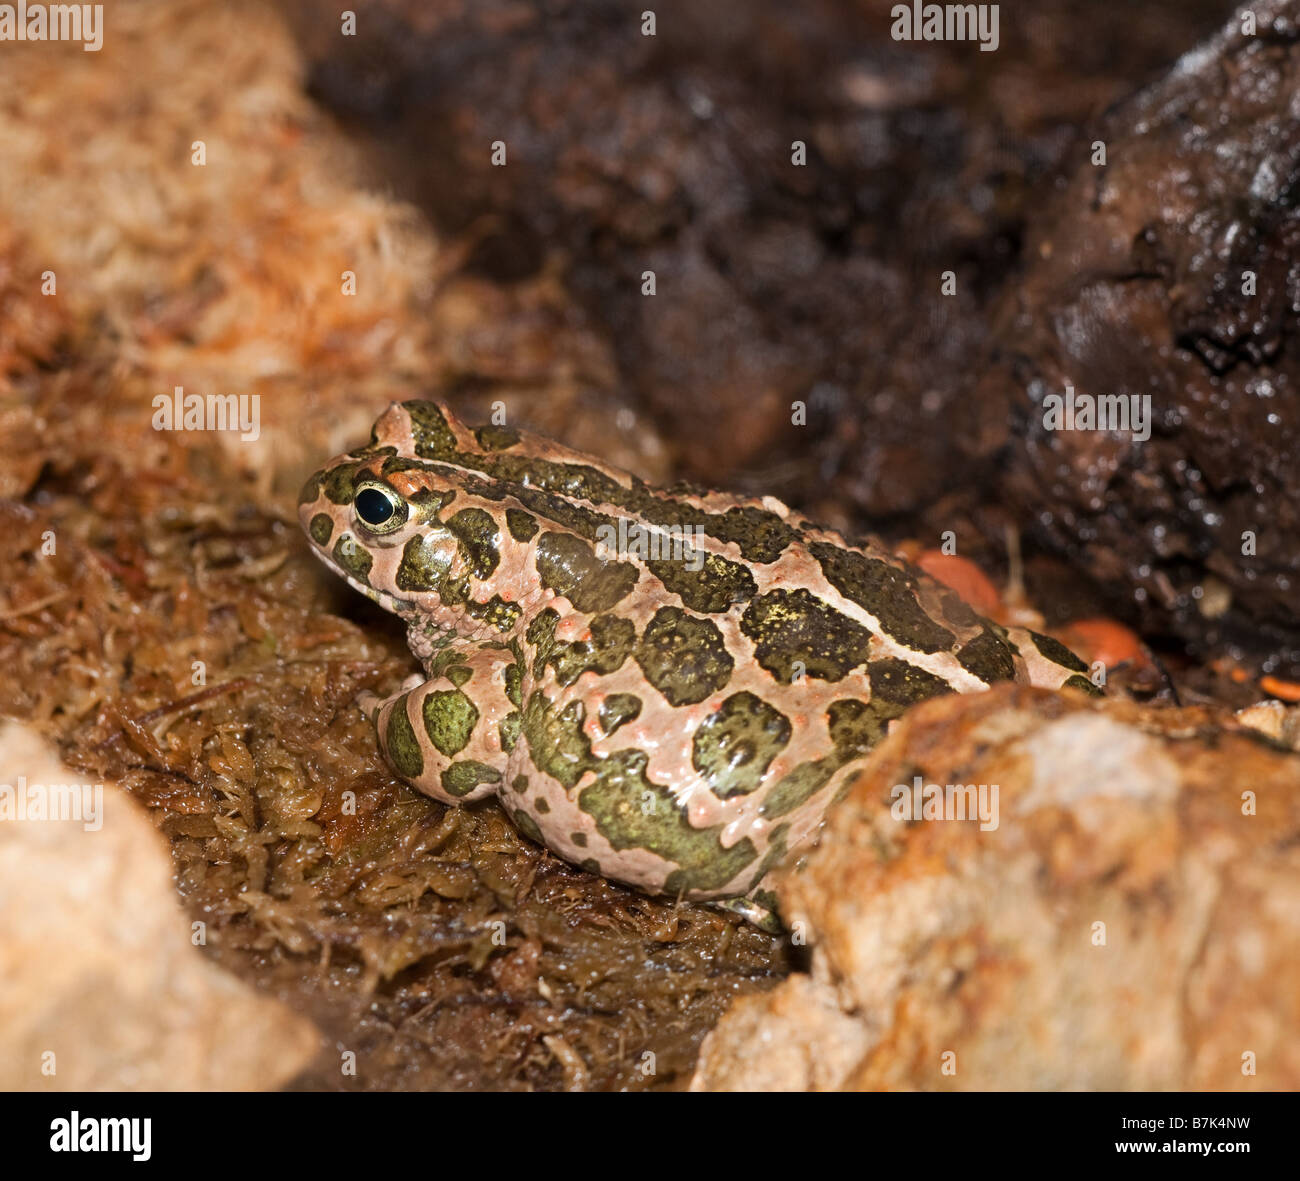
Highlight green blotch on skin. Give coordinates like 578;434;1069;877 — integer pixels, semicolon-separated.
635;502;795;566
320;459;371;505
332;535;373;583
476;423;521;451
510;807;544;844
437;576;469;608
500;711;522;752
298;472;322;506
426;648;471;679
752;885;781;911
706;505;798;565
422;689;479;757
506;508;538;542
740;588;871;683
503;655;524;708
384;698;425;780
692;691;792;798
810;542;956;654
1030;630;1090;673
396;534;449;593
308;513;334;546
646;551;757;613
404;401;460;460
592;497;796;567
597;693;642;735
1064;673;1102;696
940;591;980;630
956;627;1018;685
571;831;588;847
546;614;636;687
577;749;759;894
867;658;954;710
511;774;529;794
446;507;501;580
525;609;560;679
825;698;886;756
441;760;501;797
534;532;640;613
758;759;838;820
495;457;625;506
466;594;523;633
635;607;734;706
447;664;473;687
534;796;550;814
507;483;608;540
750;826;791;886
522;692;593;790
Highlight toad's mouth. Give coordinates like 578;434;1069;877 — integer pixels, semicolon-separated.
306;543;414;619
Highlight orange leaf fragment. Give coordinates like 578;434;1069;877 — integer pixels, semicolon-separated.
1259;675;1300;704
1058;618;1143;669
916;551;1002;615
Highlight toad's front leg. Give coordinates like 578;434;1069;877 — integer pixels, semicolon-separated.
360;642;522;804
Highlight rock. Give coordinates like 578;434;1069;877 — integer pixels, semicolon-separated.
1236;699;1300;750
692;685;1300;1090
0;722;319;1090
991;0;1300;671
689;975;871;1093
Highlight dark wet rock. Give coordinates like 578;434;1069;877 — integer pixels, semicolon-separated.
989;0;1300;672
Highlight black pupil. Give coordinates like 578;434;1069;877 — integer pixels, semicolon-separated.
356;487;396;526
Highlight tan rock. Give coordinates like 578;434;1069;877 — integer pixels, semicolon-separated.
1236;699;1300;751
689;975;871;1092
693;686;1300;1091
0;722;319;1090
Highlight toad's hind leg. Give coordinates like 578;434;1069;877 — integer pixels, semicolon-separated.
360;642;521;805
710;888;783;934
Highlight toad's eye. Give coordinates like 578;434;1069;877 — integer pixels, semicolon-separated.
354;483;408;533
